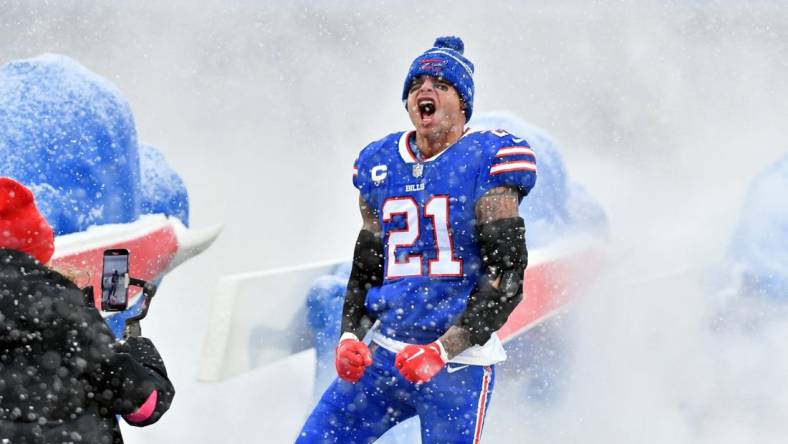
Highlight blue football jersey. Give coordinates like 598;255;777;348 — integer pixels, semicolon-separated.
353;129;537;344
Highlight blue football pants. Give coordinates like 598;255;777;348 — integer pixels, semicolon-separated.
296;346;495;444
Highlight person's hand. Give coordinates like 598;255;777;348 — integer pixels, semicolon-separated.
394;341;448;384
335;334;372;383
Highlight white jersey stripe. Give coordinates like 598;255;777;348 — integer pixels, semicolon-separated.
496;146;535;158
490;160;537;175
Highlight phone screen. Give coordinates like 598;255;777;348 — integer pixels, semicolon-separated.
101;249;129;311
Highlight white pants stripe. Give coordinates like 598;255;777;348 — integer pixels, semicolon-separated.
473;365;493;443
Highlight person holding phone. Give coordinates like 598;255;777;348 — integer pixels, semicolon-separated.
0;177;174;443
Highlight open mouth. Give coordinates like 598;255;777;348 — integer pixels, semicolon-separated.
418;99;435;117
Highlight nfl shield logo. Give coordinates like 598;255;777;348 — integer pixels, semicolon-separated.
412;163;423;178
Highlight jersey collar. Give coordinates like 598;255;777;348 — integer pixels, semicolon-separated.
397;128;470;164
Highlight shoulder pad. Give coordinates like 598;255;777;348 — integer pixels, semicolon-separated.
357;131;406;161
467;128;531;152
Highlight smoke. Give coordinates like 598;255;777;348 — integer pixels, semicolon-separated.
497;268;788;444
2;1;787;442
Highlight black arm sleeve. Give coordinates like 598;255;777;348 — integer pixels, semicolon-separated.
341;229;384;338
455;217;528;346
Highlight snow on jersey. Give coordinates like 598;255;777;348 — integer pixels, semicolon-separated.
353;129;536;344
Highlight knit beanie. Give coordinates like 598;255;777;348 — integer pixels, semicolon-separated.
0;177;55;264
402;36;475;122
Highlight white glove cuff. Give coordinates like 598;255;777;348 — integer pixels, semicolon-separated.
339;332;360;343
434;340;449;363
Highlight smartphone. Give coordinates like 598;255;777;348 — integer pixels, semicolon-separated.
101;249;130;311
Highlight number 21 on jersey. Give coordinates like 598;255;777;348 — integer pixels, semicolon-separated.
382;196;463;279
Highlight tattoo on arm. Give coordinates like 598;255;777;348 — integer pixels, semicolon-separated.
475;186;520;223
359;196;381;233
439;326;472;360
442;187;521;355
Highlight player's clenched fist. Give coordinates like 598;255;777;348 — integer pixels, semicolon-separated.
394;341;448;384
335;334;373;383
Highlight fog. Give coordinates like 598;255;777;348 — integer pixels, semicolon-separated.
2;1;787;442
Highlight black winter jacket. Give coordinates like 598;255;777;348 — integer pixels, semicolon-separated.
0;249;174;443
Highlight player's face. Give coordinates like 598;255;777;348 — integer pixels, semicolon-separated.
406;75;465;139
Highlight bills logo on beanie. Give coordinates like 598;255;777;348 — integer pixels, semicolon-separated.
0;177;55;264
402;36;475;122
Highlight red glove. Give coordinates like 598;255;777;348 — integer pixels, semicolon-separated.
335;334;372;383
394;341;448;384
